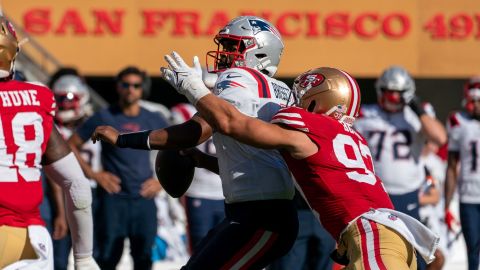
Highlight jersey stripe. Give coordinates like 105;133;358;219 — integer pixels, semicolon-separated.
339;70;359;117
220;230;277;270
238;67;271;98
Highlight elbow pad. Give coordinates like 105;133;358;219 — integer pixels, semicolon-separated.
44;152;92;209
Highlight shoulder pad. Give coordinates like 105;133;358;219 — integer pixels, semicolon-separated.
447;111;462;127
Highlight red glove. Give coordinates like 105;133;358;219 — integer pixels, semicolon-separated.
445;209;460;232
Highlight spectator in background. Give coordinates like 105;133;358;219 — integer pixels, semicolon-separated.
170;103;225;252
354;66;447;269
445;76;480;270
49;69;101;270
268;191;335;270
68;66;169;270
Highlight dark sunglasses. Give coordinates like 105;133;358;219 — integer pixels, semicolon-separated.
120;81;142;89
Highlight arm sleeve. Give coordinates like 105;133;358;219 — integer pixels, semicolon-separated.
43;152;93;258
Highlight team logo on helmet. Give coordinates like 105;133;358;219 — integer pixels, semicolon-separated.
248;19;281;38
298;73;325;89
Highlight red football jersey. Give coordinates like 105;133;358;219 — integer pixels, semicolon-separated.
271;107;393;239
0;80;56;227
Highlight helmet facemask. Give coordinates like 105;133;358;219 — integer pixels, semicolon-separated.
378;88;405;113
207;34;254;73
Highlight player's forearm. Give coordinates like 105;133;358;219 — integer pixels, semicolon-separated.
444;152;460;209
444;167;458;209
196;94;241;135
420;115;447;146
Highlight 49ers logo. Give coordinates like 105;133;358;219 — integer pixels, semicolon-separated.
298;73;325;89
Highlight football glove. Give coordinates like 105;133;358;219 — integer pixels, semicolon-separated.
445;209;461;233
161;51;210;105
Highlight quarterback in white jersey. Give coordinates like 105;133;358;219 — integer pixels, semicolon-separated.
92;16;298;270
445;77;480;270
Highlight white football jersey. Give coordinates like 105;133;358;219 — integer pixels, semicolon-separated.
354;104;425;195
58;125;102;186
212;67;295;203
170;103;224;200
447;111;480;203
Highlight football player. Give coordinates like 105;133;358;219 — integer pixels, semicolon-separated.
51;73;101;269
354;66;447;221
92;16;299;270
445;76;480;270
0;17;98;269
159;63;440;269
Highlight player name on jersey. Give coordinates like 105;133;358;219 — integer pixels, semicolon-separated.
0;90;41;107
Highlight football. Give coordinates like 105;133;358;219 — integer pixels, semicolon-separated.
155;150;195;198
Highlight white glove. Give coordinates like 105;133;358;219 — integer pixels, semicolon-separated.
161;51;210;105
202;67;218;90
74;256;100;270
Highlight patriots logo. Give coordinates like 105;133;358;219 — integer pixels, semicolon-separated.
216;80;245;90
248;19;281;38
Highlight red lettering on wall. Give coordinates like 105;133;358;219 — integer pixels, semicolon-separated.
172;11;201;36
354;13;379;38
449;14;473;39
204;11;230;36
305;12;320;37
382;13;410;38
325;13;350;38
240;11;273;21
92;10;124;35
54;9;88;35
23;8;51;34
276;12;301;37
142;10;169;35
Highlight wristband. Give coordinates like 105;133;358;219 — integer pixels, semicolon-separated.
116;130;152;150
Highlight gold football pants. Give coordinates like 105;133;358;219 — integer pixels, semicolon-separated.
338;217;417;270
0;225;37;268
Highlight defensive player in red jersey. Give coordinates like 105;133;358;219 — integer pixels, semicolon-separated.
162;58;439;269
0;16;98;269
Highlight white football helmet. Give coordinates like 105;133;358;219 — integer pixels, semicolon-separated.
0;17;19;78
206;16;284;77
293;67;361;125
375;66;416;112
52;75;92;123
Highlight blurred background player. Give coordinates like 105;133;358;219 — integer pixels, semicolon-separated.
417;104;448;270
170;103;225;253
68;66;168;270
445;76;480;270
50;70;101;270
0;16;98;269
354;66;447;269
92;16;299;270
